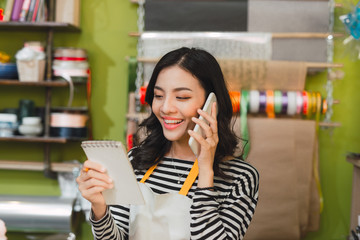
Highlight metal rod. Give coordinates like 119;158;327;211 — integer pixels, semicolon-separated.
272;32;343;39
306;62;343;69
46;30;54;81
319;122;341;127
127;56;344;69
128;32;343;39
43;144;57;179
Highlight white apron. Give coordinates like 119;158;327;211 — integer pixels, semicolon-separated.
129;160;199;240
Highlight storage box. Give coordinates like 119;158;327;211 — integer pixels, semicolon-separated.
17;59;45;82
347;156;360;231
55;0;81;27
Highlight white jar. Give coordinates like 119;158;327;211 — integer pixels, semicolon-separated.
19;117;43;137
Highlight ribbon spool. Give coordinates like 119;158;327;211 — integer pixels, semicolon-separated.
229;90;328;118
287;91;297;116
229;91;241;113
50;112;88;138
52;48;89;82
249;90;260;114
274;90;282;114
139;86;147;105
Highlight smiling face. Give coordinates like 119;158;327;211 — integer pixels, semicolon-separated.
152;65;206;145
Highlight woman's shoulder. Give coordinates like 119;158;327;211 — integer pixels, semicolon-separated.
219;157;259;182
217;157;259;198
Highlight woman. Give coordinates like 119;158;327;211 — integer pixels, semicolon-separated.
77;47;259;239
0;219;7;240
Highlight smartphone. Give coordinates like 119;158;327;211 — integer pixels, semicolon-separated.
188;92;218;157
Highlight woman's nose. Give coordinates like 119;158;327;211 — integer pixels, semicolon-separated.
161;97;176;113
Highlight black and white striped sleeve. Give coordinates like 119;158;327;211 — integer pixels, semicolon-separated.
190;160;259;240
90;205;130;240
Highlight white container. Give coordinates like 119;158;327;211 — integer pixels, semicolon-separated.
18;124;43;137
22;117;41;125
0;113;17;123
18;116;43;137
0;113;18;137
0;128;15;137
17;59;45;82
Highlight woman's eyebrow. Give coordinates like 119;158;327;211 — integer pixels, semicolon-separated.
154;86;193;92
173;87;192;92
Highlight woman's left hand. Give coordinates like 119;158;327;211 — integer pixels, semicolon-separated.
188;102;218;187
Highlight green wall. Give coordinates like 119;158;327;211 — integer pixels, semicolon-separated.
302;2;360;238
0;1;359;239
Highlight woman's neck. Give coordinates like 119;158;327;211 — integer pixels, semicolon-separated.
168;141;197;162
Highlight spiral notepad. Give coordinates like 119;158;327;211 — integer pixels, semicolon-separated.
81;140;144;205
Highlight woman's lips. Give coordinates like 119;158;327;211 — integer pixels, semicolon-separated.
162;118;184;129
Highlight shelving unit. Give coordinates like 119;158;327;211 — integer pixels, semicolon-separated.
0;3;86;177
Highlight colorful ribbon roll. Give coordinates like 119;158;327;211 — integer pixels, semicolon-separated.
229;91;241;113
265;90;275;118
229;90;328;119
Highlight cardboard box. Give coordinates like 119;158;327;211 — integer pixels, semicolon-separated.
17;59;45;82
55;0;80;27
347;157;360;231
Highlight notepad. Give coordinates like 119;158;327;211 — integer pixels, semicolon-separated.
81;140;144;205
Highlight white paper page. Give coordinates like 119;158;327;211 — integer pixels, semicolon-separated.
81;141;144;205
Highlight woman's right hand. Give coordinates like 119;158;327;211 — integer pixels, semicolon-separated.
76;160;113;220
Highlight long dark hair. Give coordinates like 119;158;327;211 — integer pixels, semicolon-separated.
130;47;239;176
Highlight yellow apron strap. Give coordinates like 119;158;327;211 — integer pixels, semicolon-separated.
179;159;199;196
140;159;199;196
140;164;158;183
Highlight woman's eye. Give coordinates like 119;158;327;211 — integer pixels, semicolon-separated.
177;96;190;100
154;95;163;99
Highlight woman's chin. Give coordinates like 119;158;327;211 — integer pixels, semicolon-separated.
163;131;189;143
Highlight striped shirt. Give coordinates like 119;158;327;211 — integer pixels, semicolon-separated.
90;157;259;240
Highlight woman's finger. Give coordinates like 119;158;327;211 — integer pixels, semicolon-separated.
83;160;107;173
188;129;208;146
208;102;218;134
192;116;212;138
197;102;218;135
80;186;108;200
189;129;217;153
84;168;112;184
80;177;113;192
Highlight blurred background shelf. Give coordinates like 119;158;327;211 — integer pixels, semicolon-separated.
0;21;80;32
0;79;86;87
0;160;81;172
0;136;87;143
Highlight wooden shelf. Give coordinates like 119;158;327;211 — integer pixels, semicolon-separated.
0;160;81;172
0;21;80;32
51;106;89;112
0;136;86;143
347;154;360;168
0;79;86;87
318;122;341;127
131;0;343;8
